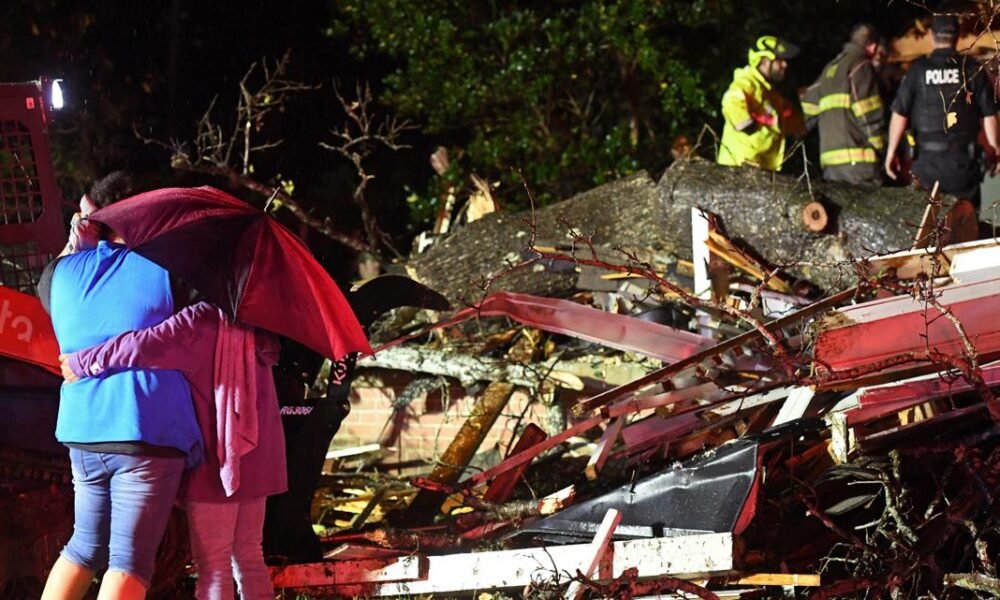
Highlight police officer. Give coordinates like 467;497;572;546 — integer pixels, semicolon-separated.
884;15;1000;205
802;23;885;184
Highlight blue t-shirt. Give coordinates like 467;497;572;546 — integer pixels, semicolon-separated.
48;242;203;467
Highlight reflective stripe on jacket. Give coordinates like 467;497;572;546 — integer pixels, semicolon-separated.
718;66;798;171
820;147;877;166
802;43;885;170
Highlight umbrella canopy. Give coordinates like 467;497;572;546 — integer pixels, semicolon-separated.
89;186;372;360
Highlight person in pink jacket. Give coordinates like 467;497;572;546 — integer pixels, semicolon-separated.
60;301;287;600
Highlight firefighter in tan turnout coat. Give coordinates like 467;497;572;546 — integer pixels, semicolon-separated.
801;23;886;185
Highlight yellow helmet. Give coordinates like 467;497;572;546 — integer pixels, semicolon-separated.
748;35;800;67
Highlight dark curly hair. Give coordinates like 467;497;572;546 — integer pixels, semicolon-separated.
87;170;138;209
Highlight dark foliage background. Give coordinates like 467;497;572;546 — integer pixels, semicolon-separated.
0;0;948;269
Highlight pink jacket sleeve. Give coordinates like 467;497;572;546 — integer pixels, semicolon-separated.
68;301;217;379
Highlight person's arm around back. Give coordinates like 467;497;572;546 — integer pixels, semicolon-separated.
61;301;216;382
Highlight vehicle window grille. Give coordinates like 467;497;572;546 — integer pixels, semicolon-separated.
0;241;49;294
0;120;44;225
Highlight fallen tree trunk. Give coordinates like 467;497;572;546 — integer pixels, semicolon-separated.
406;172;670;304
406;160;957;302
659;160;951;290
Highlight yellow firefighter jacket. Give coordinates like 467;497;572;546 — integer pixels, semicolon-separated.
717;65;800;171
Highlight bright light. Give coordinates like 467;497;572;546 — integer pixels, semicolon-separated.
50;79;64;110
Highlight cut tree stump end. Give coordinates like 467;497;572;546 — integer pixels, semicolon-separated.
802;201;828;232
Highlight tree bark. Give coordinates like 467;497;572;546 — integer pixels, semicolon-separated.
407;172;670;303
406;160;954;302
659;159;948;290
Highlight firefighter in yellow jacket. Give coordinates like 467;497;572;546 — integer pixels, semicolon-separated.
801;24;885;185
718;36;802;171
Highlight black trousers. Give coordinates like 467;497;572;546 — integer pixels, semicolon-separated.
913;151;981;206
823;162;882;186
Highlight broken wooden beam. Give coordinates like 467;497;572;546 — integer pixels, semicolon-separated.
407;381;515;518
706;226;795;294
412;415;602;494
565;509;623;599
618;385;794;456
538;485;576;514
585;418;623;481
602;381;729;419
845;361;1000;427
275;532;735;596
860;236;998;281
270;555;424;588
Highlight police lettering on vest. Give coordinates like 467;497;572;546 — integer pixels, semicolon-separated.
925;68;960;85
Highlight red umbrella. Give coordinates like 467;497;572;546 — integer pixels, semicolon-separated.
89;186;372;360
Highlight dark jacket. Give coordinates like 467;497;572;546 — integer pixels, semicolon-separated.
891;48;998;198
891;48;997;147
802;42;885;184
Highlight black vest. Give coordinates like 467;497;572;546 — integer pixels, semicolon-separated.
907;49;984;145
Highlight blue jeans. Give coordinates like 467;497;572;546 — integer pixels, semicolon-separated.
61;448;185;588
186;498;273;600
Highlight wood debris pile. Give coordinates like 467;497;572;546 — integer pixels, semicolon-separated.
272;162;1000;599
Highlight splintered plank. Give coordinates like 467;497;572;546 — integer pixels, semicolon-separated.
862;237;998;281
294;532;734;596
270;555;424;588
911;181;940;250
565;509;623;599
730;573;821;586
586;418;623;481
706;228;794;293
538;485;576;514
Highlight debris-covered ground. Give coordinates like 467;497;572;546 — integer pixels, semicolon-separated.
268;161;1000;599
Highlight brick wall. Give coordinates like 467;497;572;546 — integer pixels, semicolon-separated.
334;369;557;471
